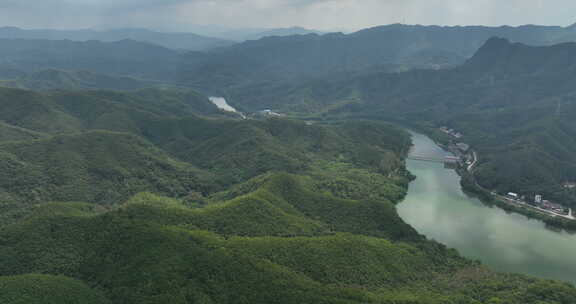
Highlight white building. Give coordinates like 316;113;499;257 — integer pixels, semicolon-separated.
535;194;542;203
507;192;519;199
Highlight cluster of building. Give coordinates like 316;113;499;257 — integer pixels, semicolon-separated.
439;126;463;139
506;192;569;215
437;126;573;219
437;125;572;218
445;140;475;168
438;127;476;168
251;109;284;118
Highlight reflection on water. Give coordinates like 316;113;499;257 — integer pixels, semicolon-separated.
398;132;576;284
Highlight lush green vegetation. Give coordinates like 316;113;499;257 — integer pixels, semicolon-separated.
460;173;576;231
0;69;161;91
0;38;180;80
1;82;576;303
225;38;576;209
2;173;575;304
0;130;214;225
0;86;414;226
179;23;576;92
0;274;110;304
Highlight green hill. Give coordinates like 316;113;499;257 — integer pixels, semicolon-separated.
142;118;410;185
225;38;576;208
0;38;180;80
0;69;161;91
179;23;576;94
0;130;213;226
1;173;574;304
118;172;416;240
0;87;220;136
0;274;110;304
0;121;46;142
1;85;576;303
0;26;234;51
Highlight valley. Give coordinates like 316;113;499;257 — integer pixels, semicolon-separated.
2;19;576;304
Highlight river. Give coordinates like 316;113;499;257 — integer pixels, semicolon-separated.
397;132;576;284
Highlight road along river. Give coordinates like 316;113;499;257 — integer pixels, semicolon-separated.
397;131;576;284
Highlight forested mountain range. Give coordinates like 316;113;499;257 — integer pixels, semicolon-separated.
1;85;575;303
0;38;182;80
224;37;576;208
0;69;161;91
0;27;234;51
178;23;576;90
3;23;576;90
177;24;325;42
1;24;576;208
3;22;576;303
241;26;325;41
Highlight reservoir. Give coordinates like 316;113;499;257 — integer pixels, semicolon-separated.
209;97;238;113
209;97;246;119
397;132;576;284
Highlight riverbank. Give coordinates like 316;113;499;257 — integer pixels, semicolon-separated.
459;170;576;232
406;125;576;232
398;132;576;284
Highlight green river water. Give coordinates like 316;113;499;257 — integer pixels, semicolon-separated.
397;132;576;284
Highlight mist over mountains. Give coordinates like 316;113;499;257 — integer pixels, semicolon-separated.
2;22;576;87
0;26;325;50
226;36;576;209
178;23;576;90
0;26;234;51
3;19;576;303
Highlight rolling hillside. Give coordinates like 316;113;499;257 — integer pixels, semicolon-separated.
179;23;576;91
0;69;160;91
0;130;214;225
0;84;575;303
0;26;235;51
1;173;574;304
0;38;181;80
221;38;576;208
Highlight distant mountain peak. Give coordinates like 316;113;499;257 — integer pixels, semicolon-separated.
465;37;576;75
0;26;234;51
482;36;513;49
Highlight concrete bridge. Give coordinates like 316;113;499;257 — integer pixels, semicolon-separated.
408;155;460;164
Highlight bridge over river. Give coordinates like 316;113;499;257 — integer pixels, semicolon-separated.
407;154;460;164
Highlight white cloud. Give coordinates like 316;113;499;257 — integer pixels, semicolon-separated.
0;0;574;31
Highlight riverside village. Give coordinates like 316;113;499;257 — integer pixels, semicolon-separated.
438;126;575;221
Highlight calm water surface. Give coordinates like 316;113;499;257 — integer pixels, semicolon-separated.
397;132;576;284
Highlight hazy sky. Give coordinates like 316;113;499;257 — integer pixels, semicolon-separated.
2;0;575;32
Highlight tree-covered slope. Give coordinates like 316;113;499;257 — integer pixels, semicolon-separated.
141;118;410;185
0;131;213;225
0;38;181;80
0;122;46;142
179;23;576;93
0;26;235;51
0;87;220;136
0;69;161;91
0;274;110;304
0;86;413;227
1;174;575;304
226;38;576;207
1;84;575;303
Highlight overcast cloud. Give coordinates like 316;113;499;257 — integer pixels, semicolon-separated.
1;0;575;31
